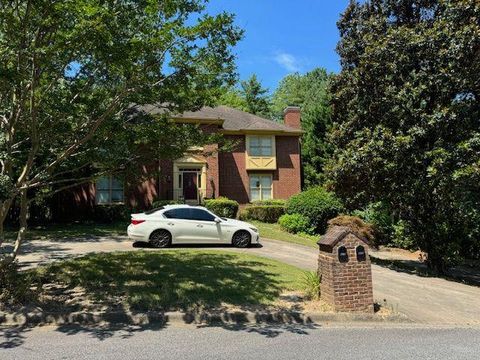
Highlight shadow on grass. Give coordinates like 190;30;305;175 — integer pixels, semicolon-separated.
38;251;299;311
371;256;480;287
132;241;263;249
4;222;127;242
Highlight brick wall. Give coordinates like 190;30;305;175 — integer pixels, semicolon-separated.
218;135;301;204
218;135;250;203
273;136;301;199
318;233;374;313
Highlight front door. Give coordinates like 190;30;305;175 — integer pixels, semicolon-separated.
182;172;198;200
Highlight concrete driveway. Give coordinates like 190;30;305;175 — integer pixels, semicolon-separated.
13;236;480;326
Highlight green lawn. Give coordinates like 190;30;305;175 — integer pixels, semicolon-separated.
34;250;305;311
251;221;318;248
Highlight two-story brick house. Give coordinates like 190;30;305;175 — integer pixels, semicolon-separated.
55;105;302;219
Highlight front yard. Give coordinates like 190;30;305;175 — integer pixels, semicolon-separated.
29;250;308;313
251;221;318;248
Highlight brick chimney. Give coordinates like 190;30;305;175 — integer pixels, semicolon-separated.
283;106;301;129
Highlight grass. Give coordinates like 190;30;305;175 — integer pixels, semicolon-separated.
251;221;318;248
4;221;127;241
33;250;305;312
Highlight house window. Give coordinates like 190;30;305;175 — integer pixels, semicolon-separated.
95;176;124;204
248;136;273;156
249;174;272;201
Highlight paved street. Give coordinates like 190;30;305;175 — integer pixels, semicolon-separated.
12;236;480;325
1;324;479;359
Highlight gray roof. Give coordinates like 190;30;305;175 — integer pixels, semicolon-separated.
130;104;302;134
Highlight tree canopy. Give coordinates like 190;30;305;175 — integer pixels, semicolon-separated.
0;0;242;261
271;68;333;186
326;0;480;271
239;74;271;116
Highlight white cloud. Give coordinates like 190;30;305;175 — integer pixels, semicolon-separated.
274;52;301;72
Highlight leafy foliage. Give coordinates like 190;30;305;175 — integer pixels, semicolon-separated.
0;0;242;260
93;205;130;224
353;202;395;246
251;199;286;206
286;187;343;234
239;74;271;116
278;213;313;235
239;205;285;223
204;197;239;218
302;271;321;301
271;68;334;186
327;0;480;271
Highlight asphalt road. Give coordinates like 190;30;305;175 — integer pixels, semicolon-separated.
2;324;479;360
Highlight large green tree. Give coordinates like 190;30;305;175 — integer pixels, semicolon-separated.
327;0;480;272
271;68;333;186
0;0;242;262
239;74;270;116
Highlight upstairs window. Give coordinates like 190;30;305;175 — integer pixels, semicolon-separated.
249;174;272;201
248;136;273;156
95;176;124;205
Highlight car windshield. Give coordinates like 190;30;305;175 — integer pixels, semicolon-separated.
144;207;164;215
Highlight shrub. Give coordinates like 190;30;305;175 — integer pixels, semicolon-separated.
204;197;239;218
238;205;285;223
93;205;130;223
327;215;375;245
278;213;313;234
302;271;321;301
353;202;394;245
391;220;416;250
151;199;182;208
252;199;286;207
286;187;343;234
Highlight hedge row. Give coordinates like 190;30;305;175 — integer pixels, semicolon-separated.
204;197;239;218
239;205;285;223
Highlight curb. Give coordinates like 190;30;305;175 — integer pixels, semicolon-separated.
0;309;410;327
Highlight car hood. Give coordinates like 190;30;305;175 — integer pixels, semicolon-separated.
221;218;254;228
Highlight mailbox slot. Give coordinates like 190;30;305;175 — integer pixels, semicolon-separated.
338;246;349;263
356;245;366;262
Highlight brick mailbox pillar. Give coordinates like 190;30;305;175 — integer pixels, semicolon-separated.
317;226;374;313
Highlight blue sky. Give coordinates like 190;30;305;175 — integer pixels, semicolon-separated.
207;0;351;91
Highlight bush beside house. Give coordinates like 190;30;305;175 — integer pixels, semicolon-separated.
204;197;239;218
278;213;313;234
239;205;285;223
286;186;344;234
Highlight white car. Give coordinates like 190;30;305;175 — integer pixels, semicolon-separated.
127;204;259;248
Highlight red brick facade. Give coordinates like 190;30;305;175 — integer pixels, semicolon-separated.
56;107;302;219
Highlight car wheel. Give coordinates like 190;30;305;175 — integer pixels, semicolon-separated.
232;230;251;248
149;229;172;248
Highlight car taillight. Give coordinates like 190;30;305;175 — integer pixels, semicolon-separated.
131;219;145;225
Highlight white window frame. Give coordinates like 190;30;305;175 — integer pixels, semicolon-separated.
95;175;124;205
249;174;273;201
247;136;273;157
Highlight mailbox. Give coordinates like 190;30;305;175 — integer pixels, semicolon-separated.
338;246;349;263
317;225;374;313
356;245;366;262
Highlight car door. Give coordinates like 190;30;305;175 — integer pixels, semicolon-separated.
185;208;222;243
162;208;191;243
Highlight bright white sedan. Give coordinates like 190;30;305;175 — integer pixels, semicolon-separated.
127;204;259;248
